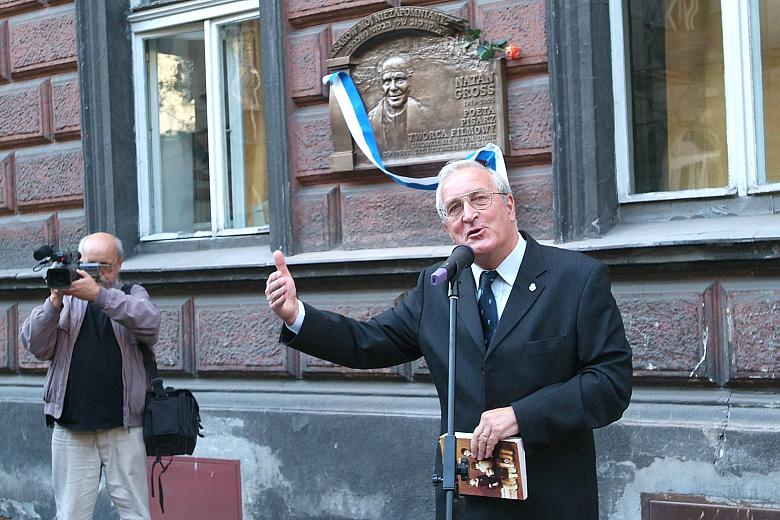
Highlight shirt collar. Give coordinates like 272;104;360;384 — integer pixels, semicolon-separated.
470;232;527;287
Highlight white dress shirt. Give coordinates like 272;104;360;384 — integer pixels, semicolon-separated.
470;232;526;319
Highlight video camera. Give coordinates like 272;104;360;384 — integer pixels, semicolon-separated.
33;245;103;289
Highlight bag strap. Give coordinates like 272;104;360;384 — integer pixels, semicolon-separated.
140;341;165;399
150;455;173;514
122;284;165;398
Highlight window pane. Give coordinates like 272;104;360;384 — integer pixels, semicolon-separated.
221;19;268;228
760;0;780;184
146;31;209;234
627;1;728;194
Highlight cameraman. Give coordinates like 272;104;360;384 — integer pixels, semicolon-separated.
21;232;160;520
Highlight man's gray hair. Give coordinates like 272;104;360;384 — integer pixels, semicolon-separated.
78;234;125;260
435;160;512;220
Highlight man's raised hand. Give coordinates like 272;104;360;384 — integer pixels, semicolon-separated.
63;270;101;302
265;250;299;326
54;270;100;304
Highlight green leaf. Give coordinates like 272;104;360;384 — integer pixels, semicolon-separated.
494;39;508;48
465;28;481;40
477;45;495;60
461;40;472;49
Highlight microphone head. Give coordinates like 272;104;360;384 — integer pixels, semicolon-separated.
33;244;55;261
430;245;475;286
451;244;475;268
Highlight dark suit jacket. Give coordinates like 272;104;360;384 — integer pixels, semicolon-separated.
282;232;633;520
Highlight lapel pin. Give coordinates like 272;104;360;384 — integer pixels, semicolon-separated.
528;283;537;292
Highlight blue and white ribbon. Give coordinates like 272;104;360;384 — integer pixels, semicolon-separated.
463;142;508;185
322;71;508;190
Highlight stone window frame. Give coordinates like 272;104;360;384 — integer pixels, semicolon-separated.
75;0;292;256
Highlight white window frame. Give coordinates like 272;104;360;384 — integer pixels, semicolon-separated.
130;0;263;241
610;0;780;204
210;11;259;231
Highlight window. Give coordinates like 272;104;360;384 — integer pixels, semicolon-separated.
131;1;269;240
612;0;780;202
758;1;780;187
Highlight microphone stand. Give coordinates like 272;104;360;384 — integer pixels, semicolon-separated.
432;276;470;520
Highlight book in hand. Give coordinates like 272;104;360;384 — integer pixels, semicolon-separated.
439;432;528;500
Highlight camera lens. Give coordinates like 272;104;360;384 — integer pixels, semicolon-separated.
46;266;76;289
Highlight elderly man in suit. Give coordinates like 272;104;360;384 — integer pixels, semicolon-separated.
265;158;633;519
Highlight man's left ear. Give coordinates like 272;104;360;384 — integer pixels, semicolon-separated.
505;193;516;216
443;220;456;242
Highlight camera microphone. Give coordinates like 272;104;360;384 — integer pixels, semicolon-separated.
431;245;475;286
33;244;55;261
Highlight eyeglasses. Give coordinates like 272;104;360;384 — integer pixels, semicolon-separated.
97;263;114;273
438;190;506;220
83;261;115;272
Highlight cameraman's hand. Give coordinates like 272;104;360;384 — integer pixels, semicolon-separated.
49;289;63;309
60;269;100;302
264;250;299;326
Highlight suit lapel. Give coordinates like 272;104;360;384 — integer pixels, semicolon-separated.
456;271;485;350
486;235;548;358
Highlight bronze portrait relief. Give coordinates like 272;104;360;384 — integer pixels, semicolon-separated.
326;7;509;171
367;56;432;154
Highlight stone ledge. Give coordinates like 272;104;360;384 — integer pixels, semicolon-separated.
2;214;780;285
0;375;442;416
3;239;780;288
3;375;777;412
570;213;780;252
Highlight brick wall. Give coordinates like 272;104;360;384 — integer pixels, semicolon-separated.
0;0;776;388
0;0;83;271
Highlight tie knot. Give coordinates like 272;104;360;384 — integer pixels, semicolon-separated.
479;270;499;291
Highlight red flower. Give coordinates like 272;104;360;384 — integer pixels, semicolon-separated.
505;44;521;60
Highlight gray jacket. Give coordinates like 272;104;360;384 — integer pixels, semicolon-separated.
21;284;161;428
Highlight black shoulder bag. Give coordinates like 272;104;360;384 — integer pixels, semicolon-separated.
123;285;203;513
139;343;203;513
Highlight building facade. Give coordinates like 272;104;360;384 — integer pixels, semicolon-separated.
0;0;778;519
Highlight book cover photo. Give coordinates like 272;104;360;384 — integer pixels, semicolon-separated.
439;432;528;500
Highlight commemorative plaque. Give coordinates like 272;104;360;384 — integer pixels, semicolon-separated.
326;7;509;171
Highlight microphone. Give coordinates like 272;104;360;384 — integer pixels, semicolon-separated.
33;244;55;261
431;245;475;286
